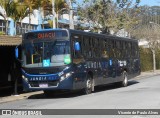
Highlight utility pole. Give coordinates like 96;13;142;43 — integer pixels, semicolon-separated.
68;0;74;29
52;0;56;28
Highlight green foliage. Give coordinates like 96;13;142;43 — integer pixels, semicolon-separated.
116;0;120;4
140;47;153;72
140;47;160;71
0;31;5;35
156;49;160;70
47;20;53;28
54;0;68;13
0;0;17;34
78;0;141;34
136;0;140;3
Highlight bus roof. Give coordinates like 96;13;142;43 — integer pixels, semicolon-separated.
68;29;138;42
28;28;66;33
27;28;138;42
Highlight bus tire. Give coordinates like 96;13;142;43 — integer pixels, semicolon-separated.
43;90;56;97
121;71;128;87
83;75;92;95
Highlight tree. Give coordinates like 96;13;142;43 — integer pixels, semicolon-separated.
19;0;52;30
139;6;160;26
11;1;28;35
77;0;141;34
34;0;68;28
33;0;52;29
44;0;68;28
131;5;160;72
22;0;38;30
55;0;68;28
134;24;160;72
0;0;16;34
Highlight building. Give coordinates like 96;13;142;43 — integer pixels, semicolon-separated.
0;4;90;36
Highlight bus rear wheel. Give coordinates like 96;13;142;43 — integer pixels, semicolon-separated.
83;75;92;95
121;71;128;87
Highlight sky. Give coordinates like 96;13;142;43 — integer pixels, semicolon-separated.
139;0;160;6
76;0;160;6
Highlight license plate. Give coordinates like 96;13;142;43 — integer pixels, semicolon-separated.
39;84;48;88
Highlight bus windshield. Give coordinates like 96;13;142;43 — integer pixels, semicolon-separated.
22;41;71;68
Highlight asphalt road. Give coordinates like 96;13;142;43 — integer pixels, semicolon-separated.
0;75;160;118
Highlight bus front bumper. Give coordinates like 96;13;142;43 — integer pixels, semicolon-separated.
22;77;73;91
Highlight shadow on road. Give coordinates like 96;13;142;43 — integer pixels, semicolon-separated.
28;80;139;99
28;91;84;99
0;87;23;97
93;80;139;93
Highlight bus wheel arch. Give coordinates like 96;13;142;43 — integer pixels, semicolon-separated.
121;71;128;87
83;71;94;94
88;71;95;92
124;68;128;73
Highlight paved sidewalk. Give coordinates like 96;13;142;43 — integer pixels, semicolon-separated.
0;91;43;104
0;70;160;104
137;70;160;78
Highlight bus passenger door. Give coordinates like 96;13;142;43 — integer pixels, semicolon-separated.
108;59;116;78
71;34;86;90
108;40;117;80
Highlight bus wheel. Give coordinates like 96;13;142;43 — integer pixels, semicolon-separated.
43;90;56;97
83;75;92;95
121;71;128;87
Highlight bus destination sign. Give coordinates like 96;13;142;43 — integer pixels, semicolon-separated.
25;30;68;40
38;32;55;39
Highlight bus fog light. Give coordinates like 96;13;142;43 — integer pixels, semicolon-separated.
60;76;65;82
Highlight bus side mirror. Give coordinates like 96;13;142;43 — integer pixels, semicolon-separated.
74;42;80;51
15;47;19;59
15;45;22;63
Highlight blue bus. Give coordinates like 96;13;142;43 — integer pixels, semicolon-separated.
15;28;140;96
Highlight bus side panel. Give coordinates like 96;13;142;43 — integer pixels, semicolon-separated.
72;63;87;90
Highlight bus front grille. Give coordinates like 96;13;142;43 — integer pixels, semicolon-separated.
29;80;59;87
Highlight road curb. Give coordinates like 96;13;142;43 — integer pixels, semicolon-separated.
136;72;160;79
0;91;43;104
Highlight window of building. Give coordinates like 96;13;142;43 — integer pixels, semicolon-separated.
0;20;6;33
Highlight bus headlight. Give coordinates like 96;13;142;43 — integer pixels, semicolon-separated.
60;72;72;82
22;75;28;82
